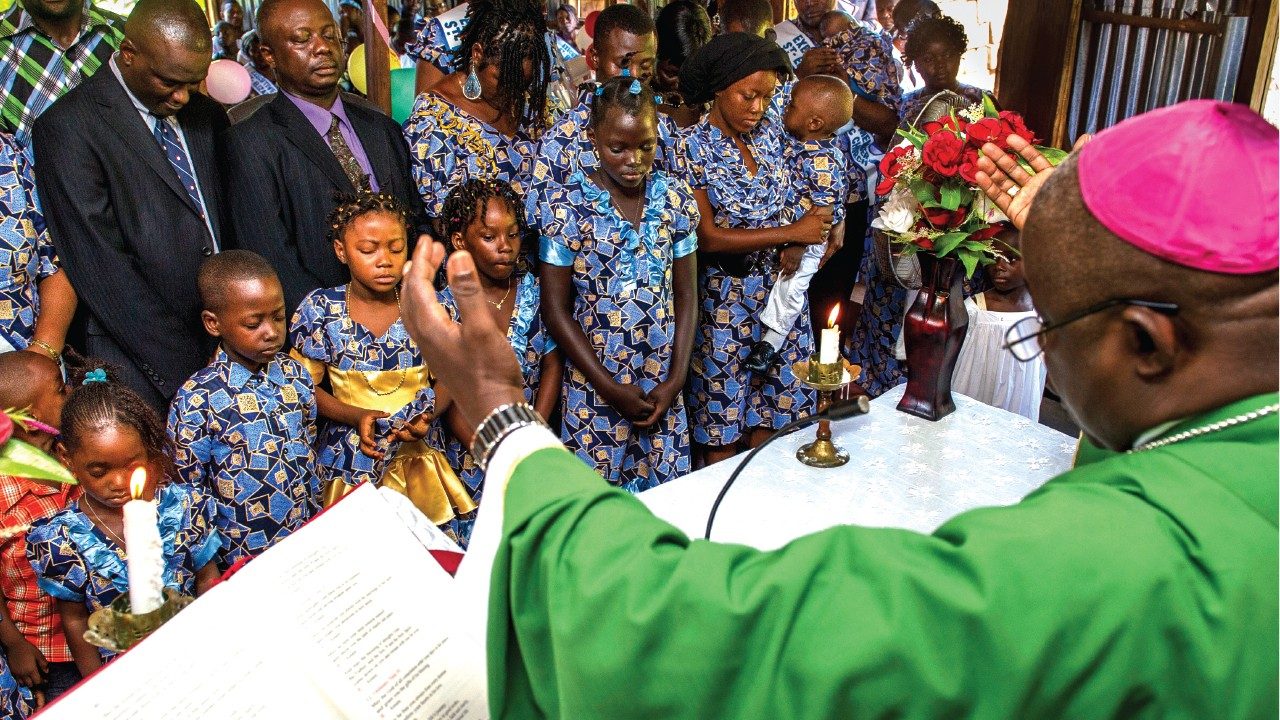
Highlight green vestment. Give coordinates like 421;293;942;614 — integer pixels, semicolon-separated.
487;394;1279;719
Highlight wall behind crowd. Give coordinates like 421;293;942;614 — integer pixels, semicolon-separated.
935;0;1006;91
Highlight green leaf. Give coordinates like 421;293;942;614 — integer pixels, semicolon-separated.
0;438;75;485
982;95;999;118
959;249;981;278
939;183;971;211
896;128;926;149
1035;145;1069;166
909;178;940;208
933;231;970;256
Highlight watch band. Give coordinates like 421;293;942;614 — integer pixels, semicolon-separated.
470;402;548;472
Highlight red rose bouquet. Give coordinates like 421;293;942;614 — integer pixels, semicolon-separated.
872;97;1066;277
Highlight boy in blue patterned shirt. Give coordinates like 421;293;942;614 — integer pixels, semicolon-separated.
746;75;854;374
167;250;323;569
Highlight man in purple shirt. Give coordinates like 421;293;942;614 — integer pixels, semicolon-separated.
225;0;423;313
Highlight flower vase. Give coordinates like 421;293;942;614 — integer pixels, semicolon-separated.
896;254;968;421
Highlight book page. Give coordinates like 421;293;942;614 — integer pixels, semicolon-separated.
39;485;488;719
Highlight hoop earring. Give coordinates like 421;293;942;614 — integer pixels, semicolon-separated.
463;63;482;101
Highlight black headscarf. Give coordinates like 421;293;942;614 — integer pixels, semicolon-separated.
679;32;792;105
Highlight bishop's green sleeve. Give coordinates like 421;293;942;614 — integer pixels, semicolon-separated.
486;443;1277;720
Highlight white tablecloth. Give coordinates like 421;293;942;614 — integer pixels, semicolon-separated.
639;385;1078;551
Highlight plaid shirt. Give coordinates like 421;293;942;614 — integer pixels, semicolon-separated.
0;0;124;148
0;475;75;663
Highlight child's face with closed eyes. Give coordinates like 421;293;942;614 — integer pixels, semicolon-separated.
451;198;522;283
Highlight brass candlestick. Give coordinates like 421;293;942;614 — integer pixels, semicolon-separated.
84;588;194;653
791;358;861;468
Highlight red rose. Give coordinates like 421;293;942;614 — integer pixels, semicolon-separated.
998;110;1037;143
914;236;935;250
966;117;1004;148
922;115;968;136
921;131;966;178
967;224;1005;243
958;146;981;183
875;175;897;196
879;145;910;178
922;204;968;229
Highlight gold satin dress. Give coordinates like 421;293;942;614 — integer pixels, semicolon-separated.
289;287;475;528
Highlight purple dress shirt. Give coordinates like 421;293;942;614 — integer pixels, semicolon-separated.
283;91;380;192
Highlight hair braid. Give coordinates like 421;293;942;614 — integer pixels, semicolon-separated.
454;0;550;132
327;191;413;244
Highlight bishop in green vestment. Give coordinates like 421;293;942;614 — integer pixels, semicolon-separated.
401;100;1279;718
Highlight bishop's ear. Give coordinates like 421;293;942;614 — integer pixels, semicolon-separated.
1121;305;1180;380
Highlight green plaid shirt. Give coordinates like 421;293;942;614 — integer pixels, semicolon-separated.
0;1;123;148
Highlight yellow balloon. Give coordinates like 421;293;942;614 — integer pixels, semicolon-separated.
347;44;401;95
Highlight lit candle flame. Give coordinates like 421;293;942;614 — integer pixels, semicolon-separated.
129;467;147;501
827;305;840;328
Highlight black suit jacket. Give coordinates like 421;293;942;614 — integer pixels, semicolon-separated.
225;93;424;313
32;69;228;403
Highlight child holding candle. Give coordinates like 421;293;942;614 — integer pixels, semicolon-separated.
744;75;854;375
536;76;699;492
27;364;222;675
168;251;323;569
288;193;473;542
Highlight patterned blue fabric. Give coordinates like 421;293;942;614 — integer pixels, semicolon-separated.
535;170;696;491
167;349;322;567
0;653;30;719
527;89;685;226
682;112;817;446
288;285;446;487
826;24;901;203
0;132;57;351
25;483;221;658
785;134;848;226
152;116;205;215
402;93;536;217
438;267;555;502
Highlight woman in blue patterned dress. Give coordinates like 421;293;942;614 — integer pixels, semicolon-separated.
536;77;699;492
848;14;990;395
402;0;551;219
289;193;473;542
26;365;221;676
679;33;833;466
437;180;561;541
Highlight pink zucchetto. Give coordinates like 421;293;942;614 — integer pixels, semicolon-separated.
1077;99;1279;275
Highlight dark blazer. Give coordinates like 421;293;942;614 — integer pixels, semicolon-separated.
32;68;228;409
225;92;424;313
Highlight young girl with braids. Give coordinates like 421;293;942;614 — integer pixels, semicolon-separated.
535;76;699;493
436;179;562;542
402;0;551;218
26;363;222;676
288;193;473;542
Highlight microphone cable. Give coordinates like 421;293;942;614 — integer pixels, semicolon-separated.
704;396;870;540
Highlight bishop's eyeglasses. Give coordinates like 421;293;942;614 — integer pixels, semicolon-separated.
1003;299;1181;362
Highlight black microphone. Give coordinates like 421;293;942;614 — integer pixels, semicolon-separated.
703;396;871;540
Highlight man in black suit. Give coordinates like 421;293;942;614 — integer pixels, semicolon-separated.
32;0;227;412
226;0;423;313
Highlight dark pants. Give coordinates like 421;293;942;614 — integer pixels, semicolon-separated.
808;199;869;344
44;661;82;702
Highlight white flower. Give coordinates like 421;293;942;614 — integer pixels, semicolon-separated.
872;185;919;235
972;191;1010;225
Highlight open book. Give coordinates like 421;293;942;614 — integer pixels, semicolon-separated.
39;484;489;719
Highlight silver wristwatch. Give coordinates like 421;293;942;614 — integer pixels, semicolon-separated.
470;402;548;472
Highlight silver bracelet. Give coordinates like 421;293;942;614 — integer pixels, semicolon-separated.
470;402;547;472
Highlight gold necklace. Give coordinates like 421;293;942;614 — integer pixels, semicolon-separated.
486;279;512;309
350;284;410;398
83;500;125;547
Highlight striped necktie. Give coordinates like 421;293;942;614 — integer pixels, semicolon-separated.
326;114;371;191
152;116;206;216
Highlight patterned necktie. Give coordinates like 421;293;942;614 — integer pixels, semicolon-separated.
326;114;370;191
152;116;206;216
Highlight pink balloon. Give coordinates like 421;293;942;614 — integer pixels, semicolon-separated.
205;59;252;105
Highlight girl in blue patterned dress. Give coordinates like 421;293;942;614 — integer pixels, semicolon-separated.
436;179;562;541
679;33;832;466
402;0;551;218
26;364;221;676
289;193;475;543
535;77;699;492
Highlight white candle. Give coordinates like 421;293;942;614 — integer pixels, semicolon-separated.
818;305;840;365
123;468;164;614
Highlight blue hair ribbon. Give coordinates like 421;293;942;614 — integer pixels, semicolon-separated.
595;85;605;96
82;368;107;385
620;67;631;77
628;79;641;95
